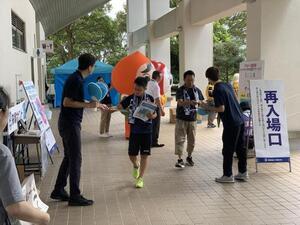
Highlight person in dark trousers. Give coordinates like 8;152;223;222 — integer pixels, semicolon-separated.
201;67;248;183
50;53;108;206
146;71;165;147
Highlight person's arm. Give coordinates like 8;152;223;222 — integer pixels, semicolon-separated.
200;103;225;113
0;149;50;225
118;95;131;110
6;202;50;225
63;97;108;110
155;98;165;116
200;88;225;112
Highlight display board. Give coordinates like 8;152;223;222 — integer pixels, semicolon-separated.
250;80;291;169
22;81;56;153
239;61;264;101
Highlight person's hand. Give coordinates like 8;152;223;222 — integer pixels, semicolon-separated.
147;112;156;119
98;104;109;111
191;100;198;106
88;101;99;108
161;110;166;117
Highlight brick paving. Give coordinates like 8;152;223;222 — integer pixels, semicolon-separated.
38;109;300;225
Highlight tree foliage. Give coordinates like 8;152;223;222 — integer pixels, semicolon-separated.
47;3;127;81
213;12;247;82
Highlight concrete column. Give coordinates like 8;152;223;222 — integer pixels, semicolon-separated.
247;0;300;132
147;0;171;69
127;0;147;53
36;21;46;102
178;0;213;93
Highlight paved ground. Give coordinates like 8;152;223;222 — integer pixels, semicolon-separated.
38;108;300;225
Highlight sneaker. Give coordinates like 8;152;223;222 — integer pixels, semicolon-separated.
68;195;94;206
175;159;185;168
105;133;113;137
234;172;249;182
50;189;70;201
99;133;108;138
135;177;144;188
132;165;140;179
207;123;216;128
186;156;194;166
152;143;165;148
215;175;235;183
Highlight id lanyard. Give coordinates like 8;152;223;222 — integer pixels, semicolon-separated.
183;88;199;116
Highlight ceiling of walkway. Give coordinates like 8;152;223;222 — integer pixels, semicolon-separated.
29;0;110;36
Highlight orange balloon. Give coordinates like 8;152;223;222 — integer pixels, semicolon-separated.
112;51;151;95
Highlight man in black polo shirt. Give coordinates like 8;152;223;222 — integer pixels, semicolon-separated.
201;67;248;183
51;53;108;206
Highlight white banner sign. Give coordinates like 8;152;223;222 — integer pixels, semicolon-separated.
250;80;290;163
40;40;54;53
8;101;26;135
239;61;264;101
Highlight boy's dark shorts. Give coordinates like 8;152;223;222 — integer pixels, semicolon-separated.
128;133;151;156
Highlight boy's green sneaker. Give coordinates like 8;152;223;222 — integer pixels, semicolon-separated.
132;166;140;179
135;177;144;188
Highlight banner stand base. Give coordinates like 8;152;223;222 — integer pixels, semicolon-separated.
255;158;292;173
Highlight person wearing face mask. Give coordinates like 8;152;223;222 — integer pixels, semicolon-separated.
0;87;50;225
50;53;109;206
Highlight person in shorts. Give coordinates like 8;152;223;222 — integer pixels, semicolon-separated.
118;77;157;188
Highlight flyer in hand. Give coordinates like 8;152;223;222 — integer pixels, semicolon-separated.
133;101;157;122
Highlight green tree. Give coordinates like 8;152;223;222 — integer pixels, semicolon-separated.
170;35;179;83
213;11;247;81
47;3;127;81
214;41;244;83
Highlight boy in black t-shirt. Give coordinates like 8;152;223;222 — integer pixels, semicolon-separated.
201;67;248;183
175;70;204;168
118;77;157;188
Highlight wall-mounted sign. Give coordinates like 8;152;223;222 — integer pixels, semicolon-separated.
40;40;54;53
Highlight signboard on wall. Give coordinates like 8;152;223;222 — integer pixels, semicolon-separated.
40;40;54;53
239;61;264;101
250;80;290;163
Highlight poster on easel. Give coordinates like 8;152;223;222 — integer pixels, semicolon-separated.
250;80;291;170
21;81;57;153
239;61;264;102
8;101;27;135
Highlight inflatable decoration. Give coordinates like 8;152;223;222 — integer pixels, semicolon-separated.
112;51;173;95
112;51;153;95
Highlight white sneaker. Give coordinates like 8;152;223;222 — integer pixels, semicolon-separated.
105;133;113;137
215;175;235;183
234;172;249;182
99;133;109;138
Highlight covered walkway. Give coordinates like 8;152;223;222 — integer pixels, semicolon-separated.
38;110;300;225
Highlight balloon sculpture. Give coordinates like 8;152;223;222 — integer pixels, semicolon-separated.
112;51;173;95
112;51;173;138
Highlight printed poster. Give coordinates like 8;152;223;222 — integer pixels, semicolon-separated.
239;61;264;101
8;101;26;135
250;80;290;163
